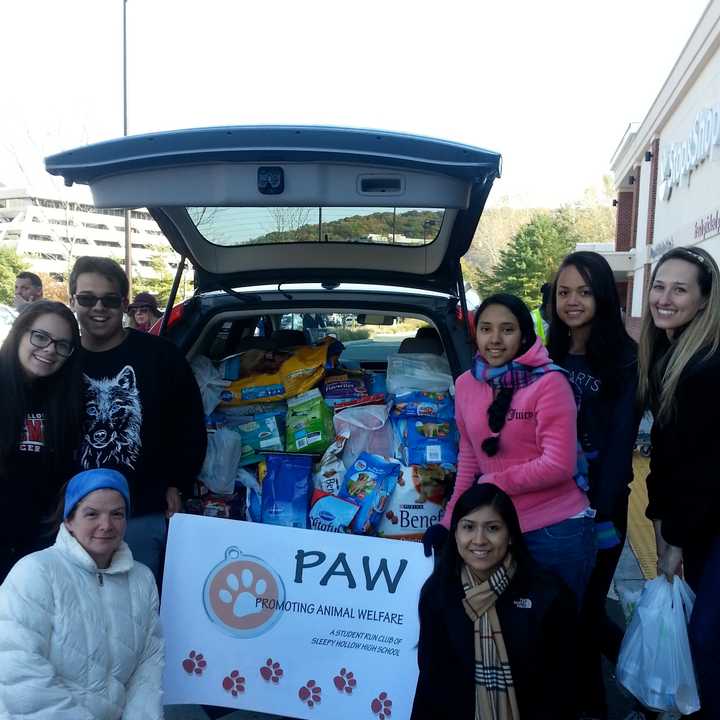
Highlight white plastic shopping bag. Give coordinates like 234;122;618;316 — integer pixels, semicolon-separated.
616;575;700;715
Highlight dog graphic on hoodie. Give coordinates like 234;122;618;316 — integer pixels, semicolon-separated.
80;365;142;469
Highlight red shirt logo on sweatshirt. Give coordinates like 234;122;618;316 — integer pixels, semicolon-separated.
19;413;46;453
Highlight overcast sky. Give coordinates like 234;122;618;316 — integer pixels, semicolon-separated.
0;0;711;206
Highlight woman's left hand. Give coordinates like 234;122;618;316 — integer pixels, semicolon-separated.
658;543;683;582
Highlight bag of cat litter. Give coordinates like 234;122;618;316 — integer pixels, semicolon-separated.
261;452;314;529
286;388;334;454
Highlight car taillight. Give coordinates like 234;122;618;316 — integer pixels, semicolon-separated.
456;303;476;335
149;302;186;336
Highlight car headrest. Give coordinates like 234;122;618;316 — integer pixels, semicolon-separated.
270;329;308;348
398;336;444;355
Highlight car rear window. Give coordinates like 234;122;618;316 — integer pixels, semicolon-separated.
187;207;445;247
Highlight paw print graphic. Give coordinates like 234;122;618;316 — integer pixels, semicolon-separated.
222;670;245;697
182;650;207;675
333;667;357;694
259;658;284;683
298;680;322;708
371;692;392;719
219;568;267;618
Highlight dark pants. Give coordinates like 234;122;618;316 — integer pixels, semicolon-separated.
124;512;167;588
524;515;596;607
685;536;720;720
576;506;628;718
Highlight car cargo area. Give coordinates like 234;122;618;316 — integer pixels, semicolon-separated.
180;293;469;541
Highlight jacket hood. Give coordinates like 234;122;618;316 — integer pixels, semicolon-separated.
515;336;552;368
55;522;134;575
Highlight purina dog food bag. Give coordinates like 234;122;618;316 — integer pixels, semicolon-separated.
378;464;450;540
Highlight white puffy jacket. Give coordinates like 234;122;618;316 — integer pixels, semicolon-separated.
0;524;164;719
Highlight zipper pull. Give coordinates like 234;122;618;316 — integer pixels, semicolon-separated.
97;573;104;586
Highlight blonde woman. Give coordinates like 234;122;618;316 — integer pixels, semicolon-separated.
638;246;720;719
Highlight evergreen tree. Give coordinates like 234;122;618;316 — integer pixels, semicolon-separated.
477;212;580;308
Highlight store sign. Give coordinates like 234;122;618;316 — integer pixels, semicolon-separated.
660;103;720;201
650;237;674;260
694;208;720;242
160;513;432;719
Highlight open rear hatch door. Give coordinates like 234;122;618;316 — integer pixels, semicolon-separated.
45;125;501;295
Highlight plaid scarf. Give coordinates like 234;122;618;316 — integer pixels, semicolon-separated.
461;555;520;720
472;353;565;390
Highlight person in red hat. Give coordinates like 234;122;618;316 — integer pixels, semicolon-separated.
127;292;163;332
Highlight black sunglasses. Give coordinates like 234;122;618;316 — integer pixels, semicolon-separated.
28;329;75;358
74;293;123;309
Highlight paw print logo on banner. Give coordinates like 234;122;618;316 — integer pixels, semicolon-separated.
203;546;286;638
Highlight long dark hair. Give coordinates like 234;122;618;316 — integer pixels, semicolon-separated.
427;484;531;589
474;294;537;457
548;251;636;395
0;301;83;477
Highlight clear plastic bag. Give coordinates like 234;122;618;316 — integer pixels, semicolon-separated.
616;576;700;715
385;353;454;394
191;356;231;415
199;428;245;495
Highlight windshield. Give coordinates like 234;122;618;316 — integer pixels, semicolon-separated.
187;207;445;247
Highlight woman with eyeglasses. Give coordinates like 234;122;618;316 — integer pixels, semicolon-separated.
638;246;720;719
0;300;83;581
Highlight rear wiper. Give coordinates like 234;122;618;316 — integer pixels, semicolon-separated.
277;283;293;300
220;286;255;303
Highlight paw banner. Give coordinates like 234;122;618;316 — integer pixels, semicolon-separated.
160;514;432;718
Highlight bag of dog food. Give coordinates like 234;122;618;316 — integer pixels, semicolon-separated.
312;430;350;494
392;390;454;420
392;416;458;467
378;465;450;540
220;339;334;406
339;453;401;534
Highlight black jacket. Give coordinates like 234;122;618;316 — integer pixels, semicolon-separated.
562;348;640;522
411;562;578;720
646;347;720;547
77;329;207;516
0;409;73;581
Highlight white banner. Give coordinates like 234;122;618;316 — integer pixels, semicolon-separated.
160;514;433;719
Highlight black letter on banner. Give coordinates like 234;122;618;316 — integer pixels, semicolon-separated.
294;550;326;583
319;552;356;589
362;557;408;594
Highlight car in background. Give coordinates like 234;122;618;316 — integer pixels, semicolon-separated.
45;126;501;377
0;303;18;346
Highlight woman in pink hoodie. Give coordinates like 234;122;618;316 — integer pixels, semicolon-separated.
425;293;595;604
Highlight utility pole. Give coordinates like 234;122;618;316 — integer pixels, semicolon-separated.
122;0;132;296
